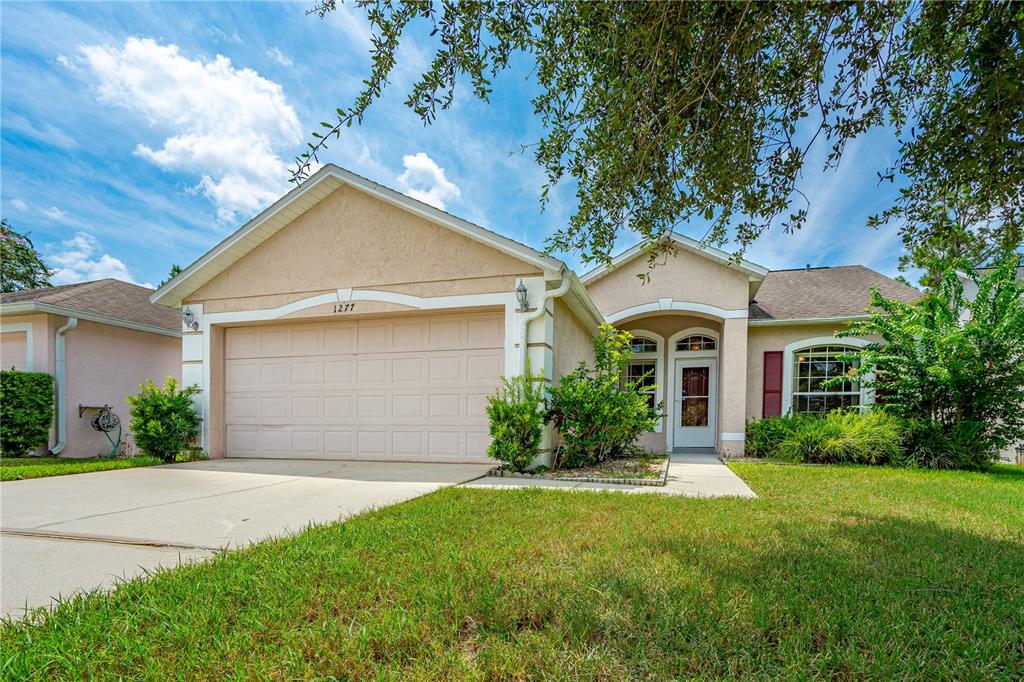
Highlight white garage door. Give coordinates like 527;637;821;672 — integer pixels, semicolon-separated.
224;311;504;461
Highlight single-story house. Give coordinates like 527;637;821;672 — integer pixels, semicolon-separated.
0;279;181;457
151;164;920;464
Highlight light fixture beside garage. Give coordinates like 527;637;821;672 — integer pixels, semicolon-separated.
516;280;529;312
181;307;199;331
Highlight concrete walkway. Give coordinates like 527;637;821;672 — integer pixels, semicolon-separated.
463;451;756;498
1;458;491;619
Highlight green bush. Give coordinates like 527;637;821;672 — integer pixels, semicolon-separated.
749;410;904;465
547;324;662;469
127;377;201;463
0;370;54;456
902;418;995;470
485;372;546;471
745;414;804;459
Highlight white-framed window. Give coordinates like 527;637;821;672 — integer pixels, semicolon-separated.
626;358;658;408
791;344;861;415
630;336;658;353
624;331;663;428
676;334;717;352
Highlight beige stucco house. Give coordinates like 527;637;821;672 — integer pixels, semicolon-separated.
0;279;181;458
151;164;919;464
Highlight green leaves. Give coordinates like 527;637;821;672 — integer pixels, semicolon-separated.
840;250;1024;466
126;376;202;463
300;1;1022;272
546;324;662;468
1;219;52;292
485;371;546;471
0;370;55;456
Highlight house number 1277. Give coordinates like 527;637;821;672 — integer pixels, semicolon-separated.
333;302;356;313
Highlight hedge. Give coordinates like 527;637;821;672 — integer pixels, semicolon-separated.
0;370;55;456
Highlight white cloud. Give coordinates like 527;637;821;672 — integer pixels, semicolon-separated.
266;46;294;67
9;199;28;211
2;112;78;150
396;152;461;210
77;37;302;222
46;232;151;287
45;206;68;222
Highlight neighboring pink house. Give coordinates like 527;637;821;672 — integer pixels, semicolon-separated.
0;279;181;458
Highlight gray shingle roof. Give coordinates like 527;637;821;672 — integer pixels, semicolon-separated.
0;279;179;331
750;265;921;321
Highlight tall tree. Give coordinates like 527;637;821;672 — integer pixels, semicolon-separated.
1;219;52;292
297;1;1023;271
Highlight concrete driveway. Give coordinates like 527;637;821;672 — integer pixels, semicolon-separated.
1;459;490;619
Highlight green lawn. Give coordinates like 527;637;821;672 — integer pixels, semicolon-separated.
3;464;1022;679
0;455;162;481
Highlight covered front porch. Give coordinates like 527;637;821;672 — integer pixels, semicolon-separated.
615;311;748;456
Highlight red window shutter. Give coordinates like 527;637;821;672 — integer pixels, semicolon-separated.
763;351;783;417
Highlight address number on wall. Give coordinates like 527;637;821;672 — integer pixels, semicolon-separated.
333;302;356;313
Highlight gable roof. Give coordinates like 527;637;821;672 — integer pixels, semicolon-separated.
749;265;921;323
580;232;769;286
0;279;180;336
152;164;567;308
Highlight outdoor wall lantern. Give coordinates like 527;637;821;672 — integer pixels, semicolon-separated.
181;307;199;331
516;280;529;312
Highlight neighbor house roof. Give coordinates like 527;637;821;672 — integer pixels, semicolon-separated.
0;279;180;336
748;265;921;324
152;163;569;309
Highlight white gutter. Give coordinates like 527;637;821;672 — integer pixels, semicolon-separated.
518;273;572;375
49;317;78;455
0;302;180;338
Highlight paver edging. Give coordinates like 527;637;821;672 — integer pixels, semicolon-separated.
486;457;670;487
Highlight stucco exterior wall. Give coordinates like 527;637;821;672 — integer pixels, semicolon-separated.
63;320;180;458
551;298;594;382
620;315;723;453
745;322;872;420
585;247;751;317
185;185;541;314
0;313;54;373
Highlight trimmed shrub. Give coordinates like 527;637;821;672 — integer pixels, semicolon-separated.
547;324;662;469
127;377;201;463
0;370;54;456
485;373;546;471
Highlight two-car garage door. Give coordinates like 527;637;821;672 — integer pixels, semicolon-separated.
224;311;503;462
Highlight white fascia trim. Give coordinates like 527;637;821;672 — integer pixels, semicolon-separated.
0;302;180;338
197;288;520;451
748;315;868;327
0;322;34;370
780;335;872;415
606;299;748;324
153;163;565;307
580;231;769;284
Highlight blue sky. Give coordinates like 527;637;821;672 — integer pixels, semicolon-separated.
1;2;912;289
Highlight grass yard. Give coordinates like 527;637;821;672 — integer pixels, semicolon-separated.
0;455;162;481
2;464;1022;679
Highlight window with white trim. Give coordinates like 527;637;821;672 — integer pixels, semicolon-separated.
626;336;658;409
630;336;658;353
792;344;860;415
676;335;716;352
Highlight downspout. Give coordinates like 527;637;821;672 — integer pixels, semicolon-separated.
518;272;571;375
48;317;78;455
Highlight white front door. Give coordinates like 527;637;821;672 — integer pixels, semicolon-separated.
673;358;717;449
